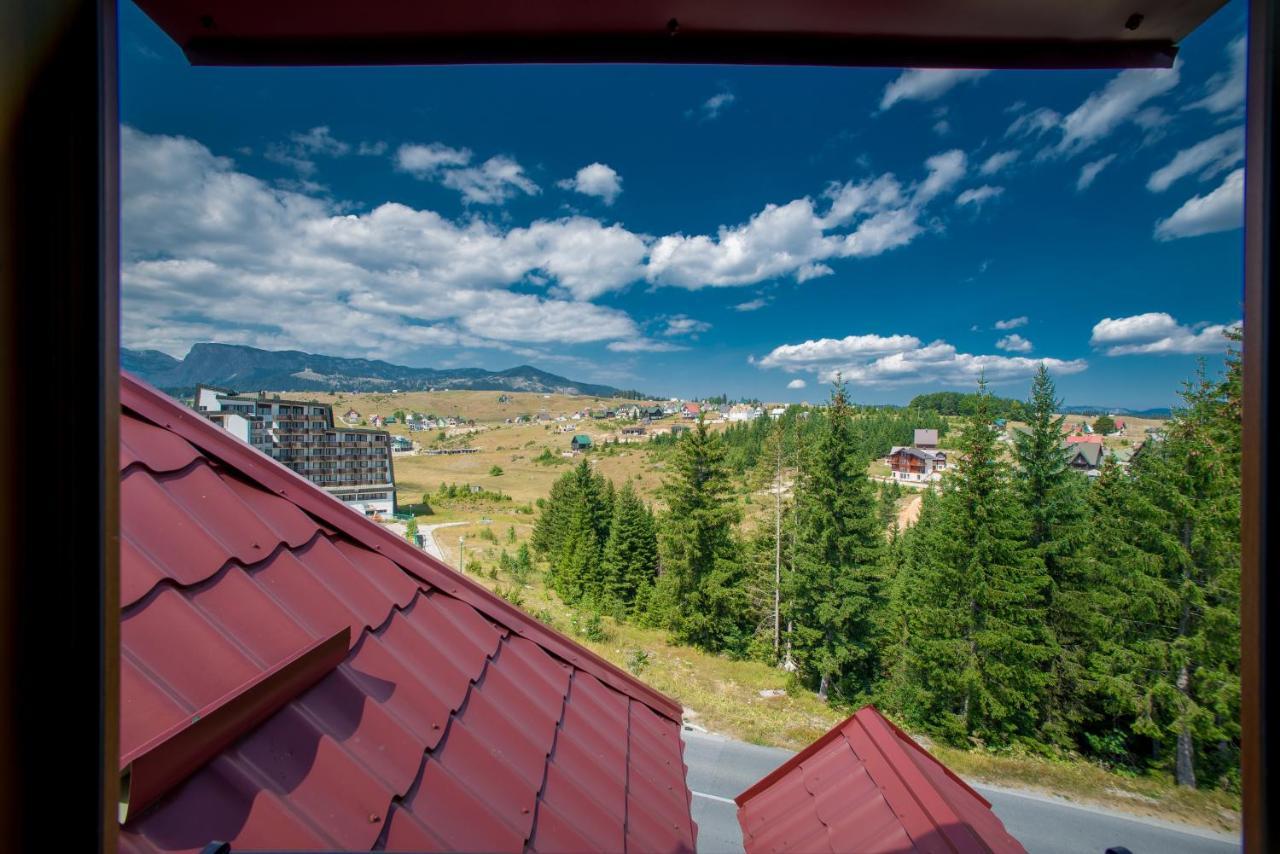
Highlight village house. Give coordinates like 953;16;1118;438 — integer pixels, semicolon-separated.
887;446;947;483
728;403;763;422
914;428;939;449
1063;439;1105;475
681;402;701;419
571;434;593;452
369;413;384;428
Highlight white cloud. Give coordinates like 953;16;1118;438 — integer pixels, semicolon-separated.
439;155;539;205
996;333;1032;353
557;162;623;205
1090;312;1241;355
395;143;538;204
979;150;1019;175
1154;168;1244;240
879;69;989;111
607;338;686;353
787;378;807;389
264;126;352;176
933;120;952;136
1189;35;1246;116
660;315;711;337
700;92;736;120
121;127;640;359
1146;126;1244;192
914;150;967;204
645;152;957;290
956;185;1003;207
1006;108;1061;138
1076;155;1117;191
758;334;923;369
395;142;472;175
994;316;1028;330
734;298;768;312
759;333;1085;388
1010;63;1181;157
357;140;388;156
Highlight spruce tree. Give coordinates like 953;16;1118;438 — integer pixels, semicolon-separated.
1126;346;1241;788
1012;364;1089;745
889;377;1053;745
599;481;659;610
787;379;885;701
651;416;749;652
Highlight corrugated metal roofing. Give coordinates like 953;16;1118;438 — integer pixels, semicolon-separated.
117;370;695;853
734;706;1025;854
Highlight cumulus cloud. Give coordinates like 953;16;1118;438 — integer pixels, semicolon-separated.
979;150;1019;175
1146;126;1244;192
996;333;1032;353
994;316;1028;330
759;332;1084;388
1076;155;1116;191
1154;168;1244;240
557;162;623;205
121;126;640;359
787;378;807;389
646;151;963;289
955;185;1003;207
880;69;989;111
734;298;768;312
1188;35;1246;116
395;143;539;204
758;334;923;369
1090;312;1241;355
1010;63;1181;157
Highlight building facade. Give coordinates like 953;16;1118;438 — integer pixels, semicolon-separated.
887;446;947;483
195;386;396;516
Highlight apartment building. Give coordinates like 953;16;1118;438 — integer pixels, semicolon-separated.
194;385;396;515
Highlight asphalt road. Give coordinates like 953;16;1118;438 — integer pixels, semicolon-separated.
681;730;1241;854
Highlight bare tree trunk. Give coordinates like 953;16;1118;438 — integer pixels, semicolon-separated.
818;673;829;702
774;451;782;657
1175;664;1197;788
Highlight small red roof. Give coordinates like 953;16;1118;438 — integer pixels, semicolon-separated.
735;706;1024;854
118;371;695;853
1066;434;1104;445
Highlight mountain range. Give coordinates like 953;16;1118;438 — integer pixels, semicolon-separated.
121;343;645;398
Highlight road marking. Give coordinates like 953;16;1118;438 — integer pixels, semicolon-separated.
691;791;737;805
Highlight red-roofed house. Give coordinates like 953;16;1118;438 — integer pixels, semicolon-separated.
118;371;696;853
681;402;702;419
735;706;1025;854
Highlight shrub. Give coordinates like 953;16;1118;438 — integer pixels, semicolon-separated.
626;648;651;677
490;465;504;477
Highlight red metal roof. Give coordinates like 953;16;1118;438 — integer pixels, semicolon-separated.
735;706;1025;854
117;370;695;853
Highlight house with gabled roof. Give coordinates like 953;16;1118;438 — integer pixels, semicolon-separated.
117;371;696;853
735;706;1025;853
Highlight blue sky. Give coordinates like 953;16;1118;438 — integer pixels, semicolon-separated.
119;1;1246;407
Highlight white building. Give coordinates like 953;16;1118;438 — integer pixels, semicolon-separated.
195;386;397;516
887;446;947;483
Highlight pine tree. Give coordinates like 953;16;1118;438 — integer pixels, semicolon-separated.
599;481;659;610
787;379;885;702
651;416;749;652
889;377;1054;745
533;460;614;603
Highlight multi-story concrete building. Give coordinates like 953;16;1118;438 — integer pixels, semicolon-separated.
195;386;396;516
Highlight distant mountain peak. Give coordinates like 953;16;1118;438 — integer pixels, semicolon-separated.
120;342;646;399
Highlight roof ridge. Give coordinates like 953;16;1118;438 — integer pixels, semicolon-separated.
119;370;682;722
